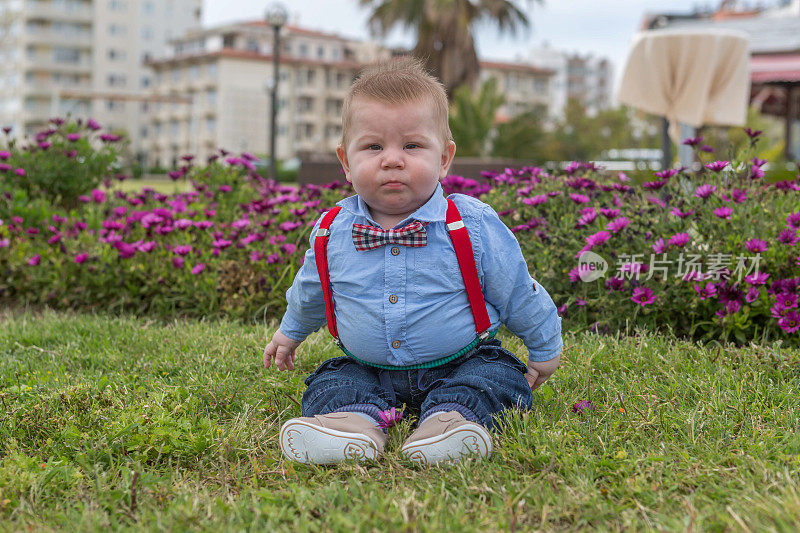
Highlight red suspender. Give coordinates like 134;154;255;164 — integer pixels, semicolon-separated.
314;200;491;345
445;199;492;338
314;206;342;342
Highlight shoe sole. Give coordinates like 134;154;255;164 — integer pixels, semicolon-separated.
280;419;379;464
400;423;493;464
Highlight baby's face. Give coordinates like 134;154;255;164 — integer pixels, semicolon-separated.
336;97;456;227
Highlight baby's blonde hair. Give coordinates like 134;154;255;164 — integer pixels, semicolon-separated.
340;56;452;149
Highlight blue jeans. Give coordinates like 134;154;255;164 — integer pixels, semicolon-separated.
301;339;533;430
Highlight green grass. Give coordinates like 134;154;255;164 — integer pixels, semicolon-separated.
112;178;192;195
1;310;799;531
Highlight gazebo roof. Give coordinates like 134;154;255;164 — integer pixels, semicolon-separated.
751;53;800;83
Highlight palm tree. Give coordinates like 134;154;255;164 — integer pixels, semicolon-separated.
359;0;537;98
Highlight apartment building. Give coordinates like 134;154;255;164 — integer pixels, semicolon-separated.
144;23;389;168
527;46;613;118
0;0;201;159
479;60;553;123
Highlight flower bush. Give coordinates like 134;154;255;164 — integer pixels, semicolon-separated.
1;122;798;345
1;119;119;210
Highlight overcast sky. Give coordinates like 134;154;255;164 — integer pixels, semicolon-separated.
203;0;710;92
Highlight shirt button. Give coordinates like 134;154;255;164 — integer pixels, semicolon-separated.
389;294;398;304
390;246;400;256
391;340;401;349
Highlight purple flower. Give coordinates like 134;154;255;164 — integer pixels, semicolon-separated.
699;145;715;153
667;232;690;248
569;193;590;204
278;220;302;232
750;165;765;180
745;272;769;285
631;287;657;306
172;256;185;269
726;300;742;314
14;168;25;177
172;245;192;256
746;287;759;303
99;133;120;142
713;207;733;220
38;141;51;150
74;253;89;264
744;128;762;138
776;293;799;309
0;238;9;248
218;184;232;193
786;212;800;230
731;189;748;203
670;207;694;219
606;217;630;233
642;180;667;190
0;151;10;160
377;407;404;429
599;208;620;219
682;136;704;146
577;210;597;227
91;189;106;203
654;169;678;179
522;194;547;206
647;196;666;208
191;263;205;275
778;229;799;246
779;310;800;333
168;170;183;180
66;133;81;142
572;400;596;414
605;277;624;292
27;254;41;266
694;283;717;300
114;241;136;259
695;184;716;199
212;238;232;250
585;230;611;248
652;238;667;254
745;239;768;253
280;243;297;255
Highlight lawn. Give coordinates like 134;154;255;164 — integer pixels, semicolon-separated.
1;310;799;531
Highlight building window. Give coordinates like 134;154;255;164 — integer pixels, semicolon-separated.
140;126;147;138
189;65;199;79
142;1;154;15
206;89;217;106
141;26;153;40
108;24;126;36
108;0;127;11
317;45;324;59
141;76;150;88
297;96;313;112
246;38;259;52
107;73;126;87
298;43;308;57
171;68;181;82
53;47;80;63
108;49;126;61
107;100;125;111
205;117;215;132
206;63;218;78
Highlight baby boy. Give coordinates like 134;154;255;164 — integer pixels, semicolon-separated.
263;57;562;465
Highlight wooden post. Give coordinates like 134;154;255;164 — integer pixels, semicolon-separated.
786;84;798;161
661;117;672;170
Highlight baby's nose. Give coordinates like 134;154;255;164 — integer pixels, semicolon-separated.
380;147;405;168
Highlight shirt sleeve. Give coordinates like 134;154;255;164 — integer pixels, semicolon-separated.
476;205;563;362
278;214;328;342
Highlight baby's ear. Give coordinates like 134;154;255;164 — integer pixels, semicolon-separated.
439;140;456;179
335;145;351;182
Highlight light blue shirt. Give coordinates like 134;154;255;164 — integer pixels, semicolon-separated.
279;183;562;367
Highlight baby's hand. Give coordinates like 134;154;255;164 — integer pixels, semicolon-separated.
263;329;302;371
525;351;561;390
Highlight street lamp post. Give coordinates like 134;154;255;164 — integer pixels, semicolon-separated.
265;3;287;181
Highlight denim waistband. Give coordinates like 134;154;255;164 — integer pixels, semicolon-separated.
337;329;499;370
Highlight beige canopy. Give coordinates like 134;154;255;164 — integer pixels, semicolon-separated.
617;29;750;143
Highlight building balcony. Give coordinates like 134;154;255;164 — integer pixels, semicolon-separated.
24;1;93;23
24;29;92;48
24;56;92;74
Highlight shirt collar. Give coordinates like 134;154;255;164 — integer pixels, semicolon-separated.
337;182;447;227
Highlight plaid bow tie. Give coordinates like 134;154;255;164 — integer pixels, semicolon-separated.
352;221;427;251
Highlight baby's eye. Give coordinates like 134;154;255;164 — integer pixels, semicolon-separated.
405;143;420;150
367;144;381;150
